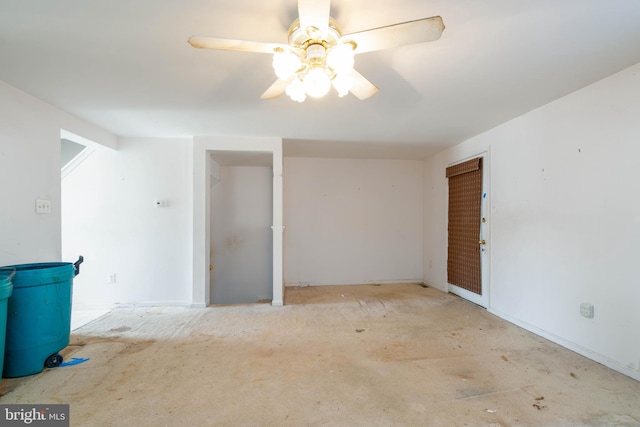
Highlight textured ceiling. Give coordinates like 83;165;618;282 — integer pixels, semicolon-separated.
1;0;639;158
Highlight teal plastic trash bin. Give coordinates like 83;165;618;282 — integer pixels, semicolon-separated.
2;256;83;378
0;269;15;382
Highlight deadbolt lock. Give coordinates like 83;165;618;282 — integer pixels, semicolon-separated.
479;240;486;245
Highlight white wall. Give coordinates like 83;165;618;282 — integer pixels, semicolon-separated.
0;81;116;267
62;138;193;308
284;157;424;286
424;63;640;380
211;166;273;304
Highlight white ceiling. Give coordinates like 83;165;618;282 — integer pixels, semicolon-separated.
1;0;639;159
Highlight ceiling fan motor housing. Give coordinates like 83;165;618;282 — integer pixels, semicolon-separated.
306;43;326;64
287;17;343;48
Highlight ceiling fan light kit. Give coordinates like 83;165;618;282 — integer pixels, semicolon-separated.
188;0;444;102
273;18;356;102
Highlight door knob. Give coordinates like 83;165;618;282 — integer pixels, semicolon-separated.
479;240;486;245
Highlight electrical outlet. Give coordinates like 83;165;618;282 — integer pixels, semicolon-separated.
36;199;51;214
108;273;116;284
580;303;594;318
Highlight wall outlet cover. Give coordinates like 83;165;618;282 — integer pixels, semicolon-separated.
36;199;52;214
580;303;594;318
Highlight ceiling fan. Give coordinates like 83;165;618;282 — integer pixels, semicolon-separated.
188;0;445;102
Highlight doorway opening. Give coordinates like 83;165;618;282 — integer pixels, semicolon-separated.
209;151;274;304
192;137;283;307
60;129;109;329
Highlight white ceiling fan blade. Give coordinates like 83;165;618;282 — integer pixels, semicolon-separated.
343;16;445;55
297;0;330;38
349;69;379;100
261;78;292;99
188;36;288;54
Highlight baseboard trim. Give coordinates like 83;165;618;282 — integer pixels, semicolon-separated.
113;301;193;308
72;302;116;311
488;307;640;382
284;279;424;287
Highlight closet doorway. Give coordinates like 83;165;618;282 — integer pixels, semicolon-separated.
209;151;273;304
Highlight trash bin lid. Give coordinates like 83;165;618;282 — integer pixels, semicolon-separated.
1;263;75;288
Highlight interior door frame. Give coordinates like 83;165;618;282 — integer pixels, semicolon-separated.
191;136;284;308
447;150;490;308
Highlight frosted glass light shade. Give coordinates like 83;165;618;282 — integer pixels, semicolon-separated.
332;72;354;97
272;51;301;80
326;44;355;74
286;77;306;102
304;67;331;98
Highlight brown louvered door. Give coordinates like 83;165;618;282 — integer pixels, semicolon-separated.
446;158;483;295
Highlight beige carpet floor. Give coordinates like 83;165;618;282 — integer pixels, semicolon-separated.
1;284;639;426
